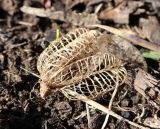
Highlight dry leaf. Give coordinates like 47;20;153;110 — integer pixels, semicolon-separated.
99;3;130;24
139;17;160;44
99;1;144;24
67;11;100;27
20;6;65;21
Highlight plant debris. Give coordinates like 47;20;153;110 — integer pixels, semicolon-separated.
0;0;160;129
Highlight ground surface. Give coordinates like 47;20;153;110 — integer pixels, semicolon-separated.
0;0;160;129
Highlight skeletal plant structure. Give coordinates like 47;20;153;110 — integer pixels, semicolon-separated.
37;28;127;100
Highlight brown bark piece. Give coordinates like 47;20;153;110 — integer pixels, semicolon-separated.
134;69;160;109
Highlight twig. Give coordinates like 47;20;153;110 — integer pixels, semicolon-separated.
101;70;119;129
86;103;91;128
17;21;34;27
90;24;160;53
21;6;50;17
64;89;149;129
74;111;87;120
6;42;27;49
20;6;65;21
20;66;40;79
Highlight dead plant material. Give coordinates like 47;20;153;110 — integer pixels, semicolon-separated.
67;11;100;27
143;116;160;128
91;24;160;53
37;28;127;99
20;6;65;21
36;27;151;129
108;35;147;70
1;0;17;15
101;71;119;129
42;0;52;9
61;54;127;99
99;1;144;24
87;0;109;7
37;28;101;80
134;69;160;109
139;18;160;44
99;2;130;24
63;89;149;129
126;17;160;45
21;6;100;26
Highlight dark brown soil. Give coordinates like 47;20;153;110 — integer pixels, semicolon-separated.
0;0;160;129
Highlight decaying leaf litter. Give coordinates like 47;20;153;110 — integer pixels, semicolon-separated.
0;0;160;129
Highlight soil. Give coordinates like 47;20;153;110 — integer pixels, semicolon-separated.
0;0;160;129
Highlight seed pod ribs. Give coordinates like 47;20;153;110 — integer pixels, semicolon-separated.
37;28;102;81
37;28;127;99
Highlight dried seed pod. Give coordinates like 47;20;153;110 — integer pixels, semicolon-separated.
50;53;124;86
39;53;127;98
61;67;127;99
37;28;127;99
37;28;104;82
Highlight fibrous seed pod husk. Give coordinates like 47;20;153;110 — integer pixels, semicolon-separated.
39;53;127;99
49;53;125;87
37;28;127;99
61;64;127;100
37;28;104;81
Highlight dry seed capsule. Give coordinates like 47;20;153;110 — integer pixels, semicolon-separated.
58;53;127;99
37;28;102;83
61;67;127;99
39;53;127;98
50;53;124;86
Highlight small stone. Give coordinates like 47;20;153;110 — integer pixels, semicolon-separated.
121;111;131;119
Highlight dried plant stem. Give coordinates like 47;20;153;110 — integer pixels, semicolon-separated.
101;72;119;129
91;24;160;53
20;67;40;79
64;89;148;129
6;42;27;49
20;6;64;21
17;21;34;26
86;103;91;128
